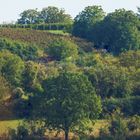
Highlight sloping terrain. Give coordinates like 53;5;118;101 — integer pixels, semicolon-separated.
0;28;94;52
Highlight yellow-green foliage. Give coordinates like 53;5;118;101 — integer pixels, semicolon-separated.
0;120;21;134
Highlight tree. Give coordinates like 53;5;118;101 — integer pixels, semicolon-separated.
119;51;140;96
119;50;140;69
18;9;39;24
23;61;46;93
137;7;140;18
72;5;105;39
32;72;102;140
86;65;132;98
92;9;140;54
47;38;78;61
40;6;72;23
0;51;25;86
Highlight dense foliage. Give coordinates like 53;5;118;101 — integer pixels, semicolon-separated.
18;6;72;24
0;5;140;140
31;72;101;140
72;5;105;39
0;38;39;60
47;38;78;61
91;9;140;54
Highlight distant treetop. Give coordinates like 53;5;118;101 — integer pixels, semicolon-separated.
18;6;73;24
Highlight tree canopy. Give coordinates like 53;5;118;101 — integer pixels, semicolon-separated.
40;6;72;24
86;65;133;98
32;72;102;140
18;6;73;24
0;51;25;86
47;38;78;61
72;5;105;39
92;9;140;54
18;9;39;24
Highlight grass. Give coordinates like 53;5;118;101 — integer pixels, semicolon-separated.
47;30;70;36
0;120;21;134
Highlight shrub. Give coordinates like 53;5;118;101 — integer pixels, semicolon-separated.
128;115;140;132
0;51;25;86
86;65;132;98
109;109;128;140
9;125;29;140
47;38;78;61
102;96;140;117
0;38;39;60
8;121;46;140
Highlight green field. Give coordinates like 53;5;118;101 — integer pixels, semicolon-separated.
47;30;70;35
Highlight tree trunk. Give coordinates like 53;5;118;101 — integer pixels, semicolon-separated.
65;129;69;140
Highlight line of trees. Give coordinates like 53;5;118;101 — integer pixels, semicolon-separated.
11;5;140;54
72;6;140;55
17;6;73;24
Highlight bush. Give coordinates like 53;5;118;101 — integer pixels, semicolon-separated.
128;115;140;132
86;65;132;99
13;98;32;118
102;96;140;117
0;38;39;60
8;121;46;140
47;38;78;61
9;125;29;140
0;51;25;86
109;109;128;140
0;76;12;101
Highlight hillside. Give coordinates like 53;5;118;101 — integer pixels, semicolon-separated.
0;26;139;140
0;3;140;140
0;28;94;52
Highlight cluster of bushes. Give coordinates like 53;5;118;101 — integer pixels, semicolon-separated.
0;38;39;60
98;109;140;140
102;96;140;117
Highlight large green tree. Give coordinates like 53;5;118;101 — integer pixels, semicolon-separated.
32;72;101;140
86;65;133;98
0;51;25;86
92;9;140;54
40;6;72;23
18;9;39;24
72;5;105;39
